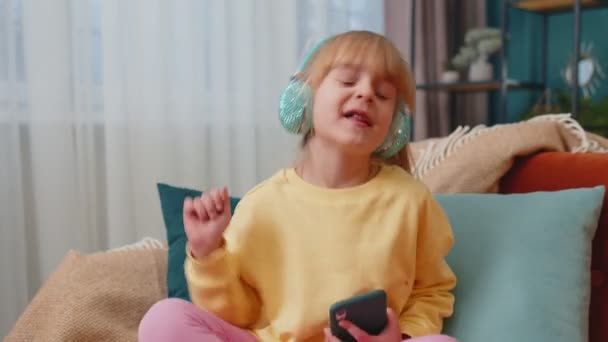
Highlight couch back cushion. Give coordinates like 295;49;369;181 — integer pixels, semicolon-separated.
500;152;608;342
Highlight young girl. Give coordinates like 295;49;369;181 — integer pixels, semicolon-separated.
139;31;457;342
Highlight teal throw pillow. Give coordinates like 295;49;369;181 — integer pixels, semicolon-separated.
157;183;241;301
436;186;605;342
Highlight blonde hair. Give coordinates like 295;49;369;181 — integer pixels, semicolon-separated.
299;31;415;174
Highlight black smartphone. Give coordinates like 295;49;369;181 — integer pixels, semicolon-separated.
329;289;388;342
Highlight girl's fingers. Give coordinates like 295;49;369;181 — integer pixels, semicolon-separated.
202;195;218;220
183;197;195;218
210;188;224;213
222;186;231;211
339;320;369;341
194;197;209;221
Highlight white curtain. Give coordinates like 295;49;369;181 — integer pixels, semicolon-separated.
0;0;383;336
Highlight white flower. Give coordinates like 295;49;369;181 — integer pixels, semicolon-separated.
451;27;503;68
478;38;502;55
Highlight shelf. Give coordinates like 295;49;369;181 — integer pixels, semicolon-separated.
416;80;544;92
511;0;608;13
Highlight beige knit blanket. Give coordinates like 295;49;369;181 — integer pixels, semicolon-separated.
5;114;607;342
410;114;608;193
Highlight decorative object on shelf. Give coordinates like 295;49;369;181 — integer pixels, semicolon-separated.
441;62;460;83
468;57;494;82
451;27;503;82
561;42;606;98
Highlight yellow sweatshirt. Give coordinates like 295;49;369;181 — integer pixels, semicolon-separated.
185;164;456;341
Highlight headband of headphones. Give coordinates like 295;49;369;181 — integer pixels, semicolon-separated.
295;37;331;74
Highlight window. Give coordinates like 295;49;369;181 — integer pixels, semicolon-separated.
0;0;26;113
296;0;383;59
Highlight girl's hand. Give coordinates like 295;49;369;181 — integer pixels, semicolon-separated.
183;186;232;258
324;308;402;342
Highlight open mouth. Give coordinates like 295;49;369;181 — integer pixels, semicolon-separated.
343;110;372;127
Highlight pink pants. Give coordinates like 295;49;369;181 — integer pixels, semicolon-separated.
139;298;457;342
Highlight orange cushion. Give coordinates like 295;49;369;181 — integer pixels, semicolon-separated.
500;152;608;342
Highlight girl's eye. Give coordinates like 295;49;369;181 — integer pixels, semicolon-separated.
341;80;356;86
376;92;388;100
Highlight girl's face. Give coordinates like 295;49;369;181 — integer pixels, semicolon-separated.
311;64;397;157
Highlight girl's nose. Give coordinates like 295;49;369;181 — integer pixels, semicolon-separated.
355;82;374;101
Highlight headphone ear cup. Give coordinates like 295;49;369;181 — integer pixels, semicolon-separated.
373;107;411;159
279;78;313;134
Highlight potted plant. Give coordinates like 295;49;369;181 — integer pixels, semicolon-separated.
451;27;502;81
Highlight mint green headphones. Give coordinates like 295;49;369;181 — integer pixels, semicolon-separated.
278;37;412;159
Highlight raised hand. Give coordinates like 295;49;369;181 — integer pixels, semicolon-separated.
183;186;232;258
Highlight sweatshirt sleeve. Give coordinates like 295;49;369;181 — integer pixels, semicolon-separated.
184;199;262;328
399;190;457;337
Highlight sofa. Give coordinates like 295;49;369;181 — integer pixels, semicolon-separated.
5;111;608;342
